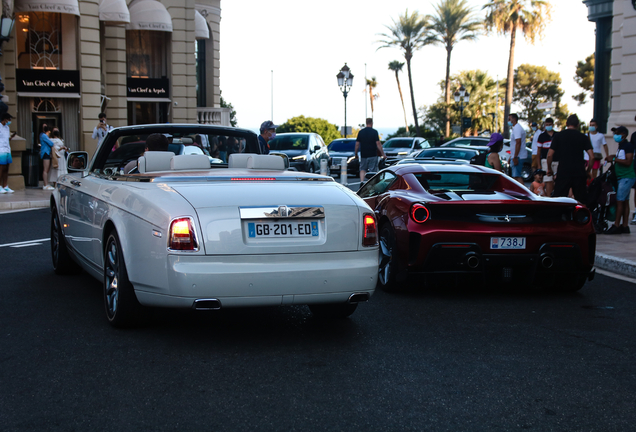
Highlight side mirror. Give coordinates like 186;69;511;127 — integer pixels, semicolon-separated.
68;151;88;172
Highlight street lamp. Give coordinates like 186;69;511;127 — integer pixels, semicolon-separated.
0;17;15;56
453;85;470;136
337;63;354;137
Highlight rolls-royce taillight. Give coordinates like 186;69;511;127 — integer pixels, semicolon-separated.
169;217;199;251
410;203;430;224
362;213;377;247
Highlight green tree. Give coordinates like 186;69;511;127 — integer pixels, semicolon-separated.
366;76;379;119
388;60;409;133
219;91;237;127
276;115;341;145
427;0;481;137
573;53;594;106
450;70;502;134
483;0;551;138
513;64;564;125
377;9;430;136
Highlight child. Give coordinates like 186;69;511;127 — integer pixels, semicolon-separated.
530;170;546;196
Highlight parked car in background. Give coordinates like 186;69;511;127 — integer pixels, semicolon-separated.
358;163;596;293
328;138;387;176
382;137;430;164
51;124;378;327
268;132;329;173
413;147;481;162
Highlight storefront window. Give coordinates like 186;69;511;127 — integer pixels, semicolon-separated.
16;13;61;70
126;30;168;78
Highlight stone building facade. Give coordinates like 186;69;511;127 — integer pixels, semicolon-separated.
0;0;227;190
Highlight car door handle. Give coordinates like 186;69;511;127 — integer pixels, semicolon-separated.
70;180;81;187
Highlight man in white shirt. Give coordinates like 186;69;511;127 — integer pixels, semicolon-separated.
0;113;15;194
91;113;114;147
588;118;609;178
508;113;527;183
531;121;542;170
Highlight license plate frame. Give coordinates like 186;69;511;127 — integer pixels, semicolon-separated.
490;237;526;250
247;220;320;238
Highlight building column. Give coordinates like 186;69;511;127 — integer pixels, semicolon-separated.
79;0;102;157
103;24;127;128
167;0;197;123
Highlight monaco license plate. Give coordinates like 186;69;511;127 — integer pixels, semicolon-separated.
491;237;526;249
248;221;320;238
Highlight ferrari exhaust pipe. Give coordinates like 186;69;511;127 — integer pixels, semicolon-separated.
193;299;221;310
348;293;370;303
466;253;480;269
541;254;554;269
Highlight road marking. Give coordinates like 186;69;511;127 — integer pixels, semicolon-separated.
0;238;50;248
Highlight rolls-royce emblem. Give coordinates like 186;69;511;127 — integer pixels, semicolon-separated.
278;205;290;217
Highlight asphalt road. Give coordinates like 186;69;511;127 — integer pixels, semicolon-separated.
1;208;635;431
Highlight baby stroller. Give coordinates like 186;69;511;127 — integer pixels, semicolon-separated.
586;162;617;233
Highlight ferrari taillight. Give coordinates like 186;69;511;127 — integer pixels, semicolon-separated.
410;204;430;224
169;217;198;251
574;205;591;225
362;213;378;247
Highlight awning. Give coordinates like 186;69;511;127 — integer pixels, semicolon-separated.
126;0;172;32
14;0;80;15
195;10;209;40
18;92;80;98
99;0;130;23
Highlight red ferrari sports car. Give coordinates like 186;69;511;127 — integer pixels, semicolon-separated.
358;163;596;292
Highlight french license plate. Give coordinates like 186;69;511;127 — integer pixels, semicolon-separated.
248;221;320;238
491;237;526;249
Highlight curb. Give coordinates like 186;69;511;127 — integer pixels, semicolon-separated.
594;253;636;279
0;200;49;211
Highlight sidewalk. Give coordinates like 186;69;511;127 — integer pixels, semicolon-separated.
2;187;635;279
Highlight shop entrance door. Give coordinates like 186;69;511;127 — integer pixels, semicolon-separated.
33;113;61;182
127;102;168;125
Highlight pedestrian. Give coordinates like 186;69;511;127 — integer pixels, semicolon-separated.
92;113;114;149
485;132;504;172
529;169;546;196
530;121;542;170
604;126;635;234
354;118;386;183
546;114;593;203
0;113;15;194
508;113;527;184
49;128;68;186
40;124;56;190
588;118;609;178
258;120;277;155
538;118;557;197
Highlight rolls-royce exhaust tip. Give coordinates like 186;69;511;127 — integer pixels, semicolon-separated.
348;293;370;303
193;299;221;310
541;254;554;269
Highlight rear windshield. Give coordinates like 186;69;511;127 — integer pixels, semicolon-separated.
269;135;309;150
328;140;355;152
383;138;412;149
414;172;500;192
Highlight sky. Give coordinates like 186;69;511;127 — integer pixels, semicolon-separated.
219;0;595;135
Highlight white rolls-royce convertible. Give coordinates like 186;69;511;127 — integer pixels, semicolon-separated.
51;124;378;327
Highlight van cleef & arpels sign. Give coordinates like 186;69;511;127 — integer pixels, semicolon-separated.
16;69;80;94
127;78;170;99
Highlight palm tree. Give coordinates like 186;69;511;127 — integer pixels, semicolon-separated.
377;10;430;136
448;70;501;134
388;60;409;133
366;77;379;119
426;0;481;138
483;0;551;138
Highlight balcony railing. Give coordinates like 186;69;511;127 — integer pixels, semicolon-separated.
197;107;232;126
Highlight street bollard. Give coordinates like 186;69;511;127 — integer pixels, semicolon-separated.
340;159;348;184
320;158;328;176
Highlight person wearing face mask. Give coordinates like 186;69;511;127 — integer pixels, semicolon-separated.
0;113;16;194
588;119;608;178
604;126;634;234
546;114;593;204
530;121;542;170
508;113;527;184
537;118;556;197
258;120;278;155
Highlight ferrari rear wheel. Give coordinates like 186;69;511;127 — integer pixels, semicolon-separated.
378;223;399;292
104;230;145;328
309;303;358;318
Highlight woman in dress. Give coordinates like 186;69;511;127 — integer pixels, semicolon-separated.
49;128;68;186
